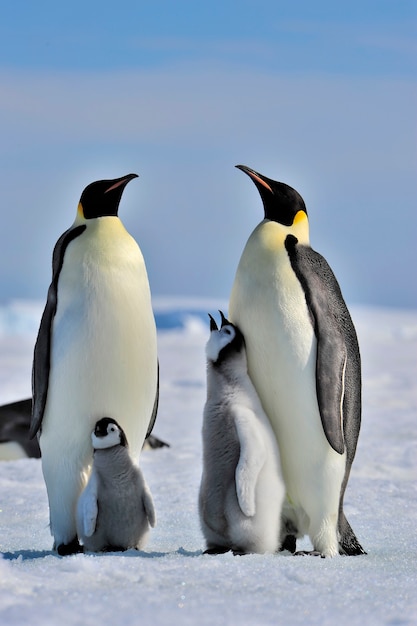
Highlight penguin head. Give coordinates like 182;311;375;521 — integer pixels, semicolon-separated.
206;311;245;365
78;174;138;220
91;417;128;450
236;165;308;228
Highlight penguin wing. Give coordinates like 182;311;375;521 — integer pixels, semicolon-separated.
77;471;99;537
285;235;360;455
145;361;160;439
234;406;266;517
30;225;86;439
140;481;156;528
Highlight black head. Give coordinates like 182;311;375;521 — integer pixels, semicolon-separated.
92;417;128;449
206;310;245;364
236;164;307;226
79;173;138;219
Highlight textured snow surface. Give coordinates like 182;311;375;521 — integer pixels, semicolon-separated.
0;300;416;626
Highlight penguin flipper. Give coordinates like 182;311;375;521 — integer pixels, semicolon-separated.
30;284;56;439
145;361;159;439
285;235;349;455
234;406;265;517
77;471;99;537
30;225;87;440
141;482;156;528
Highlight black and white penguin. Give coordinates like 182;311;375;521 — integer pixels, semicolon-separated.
0;398;40;460
30;174;159;555
199;311;284;555
76;417;156;553
229;165;365;557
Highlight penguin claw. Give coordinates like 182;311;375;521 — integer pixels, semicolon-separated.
232;548;248;556
294;550;325;558
55;537;84;556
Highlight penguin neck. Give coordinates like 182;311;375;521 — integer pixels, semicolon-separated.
207;355;249;392
93;446;132;479
248;217;310;256
72;212;124;233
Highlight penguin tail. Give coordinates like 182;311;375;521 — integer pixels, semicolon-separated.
338;513;366;555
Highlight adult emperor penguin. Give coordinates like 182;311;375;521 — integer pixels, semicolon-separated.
229;165;365;557
0;398;40;460
199;311;284;555
76;417;156;552
30;174;159;556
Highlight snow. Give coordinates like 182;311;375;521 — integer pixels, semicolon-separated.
0;299;416;626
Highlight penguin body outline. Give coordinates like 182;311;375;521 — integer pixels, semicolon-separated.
229;165;365;557
76;417;156;553
199;312;284;555
31;175;158;555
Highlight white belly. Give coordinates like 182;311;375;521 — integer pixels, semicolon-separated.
41;219;157;465
229;225;346;518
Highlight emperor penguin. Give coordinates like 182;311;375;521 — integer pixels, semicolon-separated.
229;165;365;557
199;311;284;555
30;174;159;556
0;399;40;460
76;417;156;552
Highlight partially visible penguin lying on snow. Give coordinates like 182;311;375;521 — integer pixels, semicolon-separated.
199;312;284;555
76;418;156;552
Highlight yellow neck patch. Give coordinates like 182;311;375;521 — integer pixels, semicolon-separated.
293;210;306;226
254;212;310;253
292;210;309;244
76;202;85;220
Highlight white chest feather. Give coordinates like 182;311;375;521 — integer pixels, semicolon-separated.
229;221;344;501
42;218;157;462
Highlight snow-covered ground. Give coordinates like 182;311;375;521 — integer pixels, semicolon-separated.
0;298;416;626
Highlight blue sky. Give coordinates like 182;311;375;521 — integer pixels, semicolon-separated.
0;0;416;308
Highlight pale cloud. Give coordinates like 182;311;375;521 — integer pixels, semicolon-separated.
0;63;415;307
0;65;414;154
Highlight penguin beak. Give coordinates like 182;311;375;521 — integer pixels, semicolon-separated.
104;173;138;194
235;165;273;194
219;310;231;328
208;314;218;331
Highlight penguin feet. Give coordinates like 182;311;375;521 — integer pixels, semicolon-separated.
294;550;325;558
100;545;128;553
55;537;84;556
280;534;297;553
232;548;248;556
203;545;231;555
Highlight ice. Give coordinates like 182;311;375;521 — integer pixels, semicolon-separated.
0;299;416;625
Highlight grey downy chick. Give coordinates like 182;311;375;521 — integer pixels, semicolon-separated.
76;417;156;552
199;311;284;555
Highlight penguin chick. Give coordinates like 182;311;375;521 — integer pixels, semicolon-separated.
76;418;156;553
199;312;284;555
